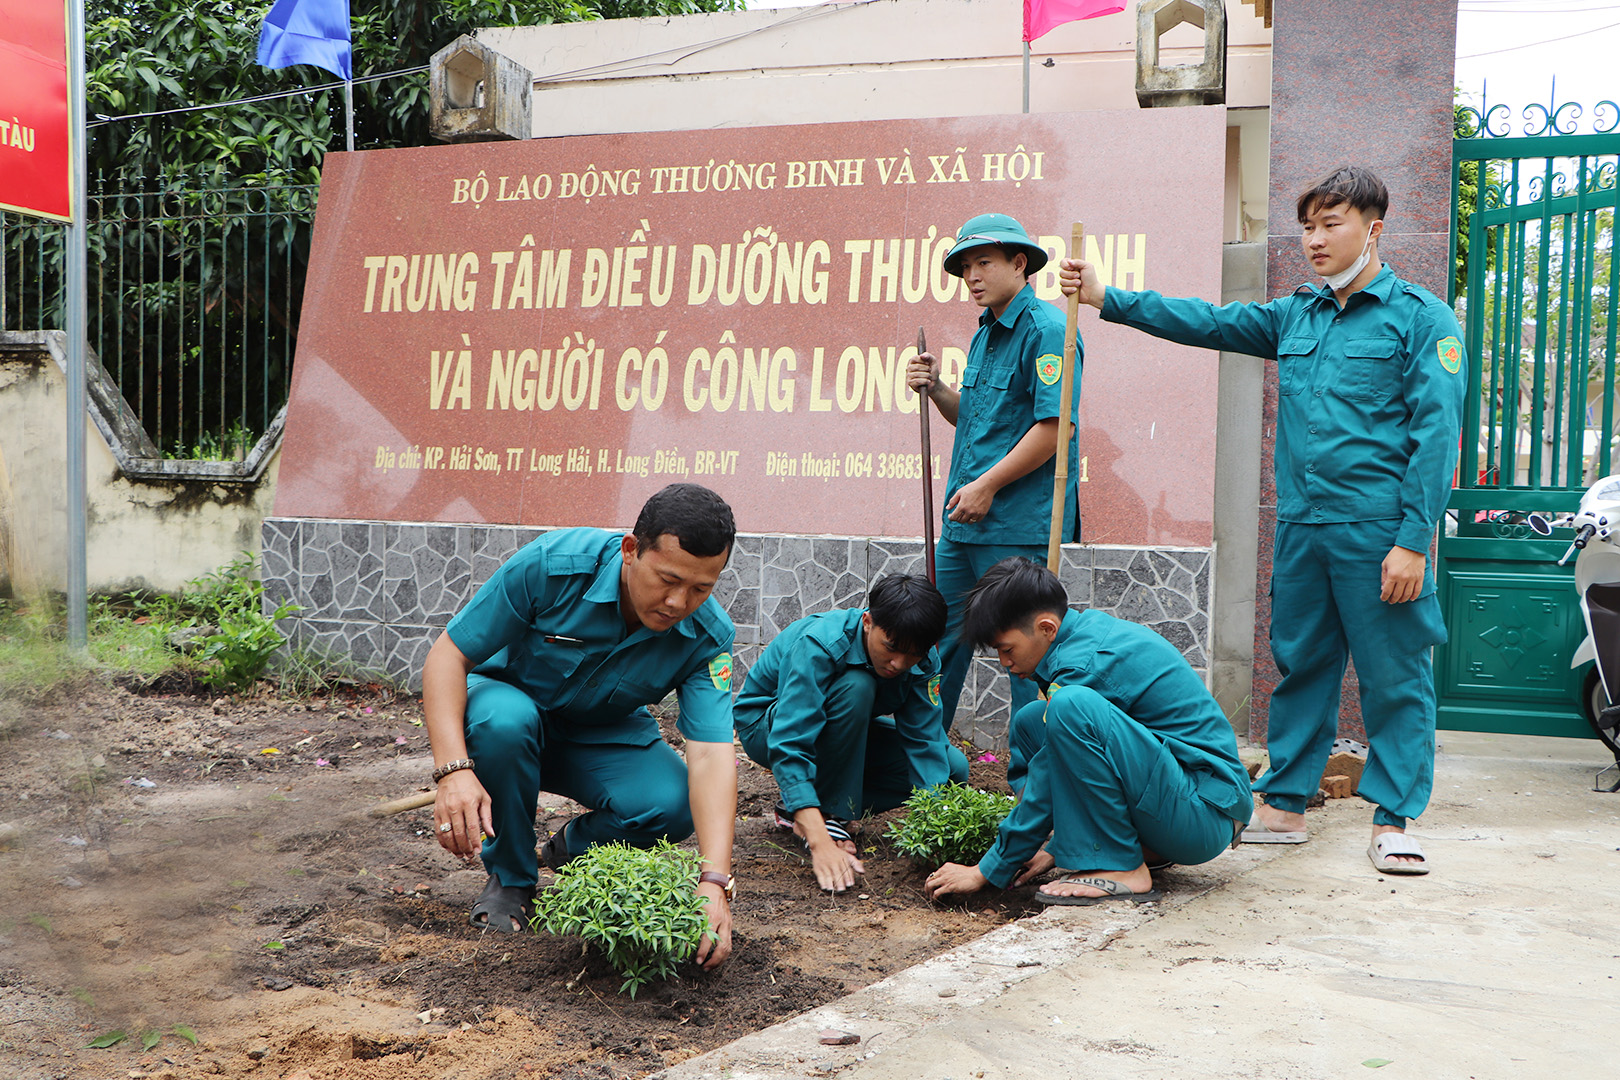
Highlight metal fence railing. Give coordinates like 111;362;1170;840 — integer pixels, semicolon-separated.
1;173;317;461
1450;106;1619;517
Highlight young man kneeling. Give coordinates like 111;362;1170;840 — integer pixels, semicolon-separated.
924;559;1251;904
735;574;969;892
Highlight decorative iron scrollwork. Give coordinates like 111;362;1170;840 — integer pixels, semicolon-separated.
1458;81;1620;138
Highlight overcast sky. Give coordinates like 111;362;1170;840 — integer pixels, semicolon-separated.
1455;0;1620;132
741;0;1620;132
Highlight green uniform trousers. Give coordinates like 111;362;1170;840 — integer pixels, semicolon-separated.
737;667;969;821
936;539;1043;730
465;674;693;889
1007;690;1236;870
1259;521;1446;828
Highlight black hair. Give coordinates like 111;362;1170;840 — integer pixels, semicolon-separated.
960;557;1069;647
632;484;736;560
866;573;948;655
1296;164;1390;224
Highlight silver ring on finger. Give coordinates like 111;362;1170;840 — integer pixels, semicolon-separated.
439;822;452;833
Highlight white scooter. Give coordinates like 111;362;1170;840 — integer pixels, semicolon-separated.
1529;475;1620;790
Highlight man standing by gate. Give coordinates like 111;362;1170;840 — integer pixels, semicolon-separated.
1060;165;1466;874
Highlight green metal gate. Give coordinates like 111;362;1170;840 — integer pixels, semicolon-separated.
1437;95;1619;739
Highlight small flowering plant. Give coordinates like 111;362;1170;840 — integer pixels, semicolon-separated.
886;782;1015;866
531;840;709;997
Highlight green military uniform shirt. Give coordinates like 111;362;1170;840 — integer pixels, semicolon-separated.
446;527;735;745
1102;264;1466;552
977;608;1251;886
943;282;1083;544
733;607;954;813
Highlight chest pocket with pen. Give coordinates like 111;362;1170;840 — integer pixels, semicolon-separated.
1340;337;1402;403
1276;337;1316;396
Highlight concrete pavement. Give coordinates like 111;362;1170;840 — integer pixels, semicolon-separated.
659;732;1619;1080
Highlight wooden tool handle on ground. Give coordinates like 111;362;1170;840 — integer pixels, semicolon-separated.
367;791;437;817
1047;222;1084;573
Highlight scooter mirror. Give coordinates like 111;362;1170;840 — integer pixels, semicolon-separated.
1528;513;1555;537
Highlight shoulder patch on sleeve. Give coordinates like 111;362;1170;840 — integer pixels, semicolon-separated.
1036;353;1063;386
1436;336;1464;374
927;674;942;707
708;652;733;690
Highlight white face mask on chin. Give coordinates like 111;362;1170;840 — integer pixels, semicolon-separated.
1322;222;1381;290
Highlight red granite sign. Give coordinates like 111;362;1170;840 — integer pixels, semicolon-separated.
276;108;1226;545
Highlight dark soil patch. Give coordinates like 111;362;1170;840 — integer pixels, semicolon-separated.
0;676;1033;1080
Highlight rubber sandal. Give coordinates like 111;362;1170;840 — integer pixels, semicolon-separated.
468;874;536;933
1240;811;1308;844
1367;833;1430;875
1034;875;1162;906
540;819;574;872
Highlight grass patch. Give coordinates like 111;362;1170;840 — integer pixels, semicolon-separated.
0;554;303;698
269;645;396;698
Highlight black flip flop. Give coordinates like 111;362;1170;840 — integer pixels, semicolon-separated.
773;803;855;845
468;874;536;933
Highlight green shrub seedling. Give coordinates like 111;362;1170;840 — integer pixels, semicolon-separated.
886;781;1016;866
532;840;710;997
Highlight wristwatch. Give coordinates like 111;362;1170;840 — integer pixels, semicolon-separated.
699;871;736;902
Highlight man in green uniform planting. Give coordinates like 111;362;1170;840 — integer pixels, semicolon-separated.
923;558;1250;904
735;573;968;893
423;484;738;966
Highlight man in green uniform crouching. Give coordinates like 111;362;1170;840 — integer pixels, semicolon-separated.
423;484;738;968
924;558;1250;904
1059;165;1466;875
735;574;969;893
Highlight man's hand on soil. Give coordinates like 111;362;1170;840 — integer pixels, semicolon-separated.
924;861;987;899
808;836;865;893
693;880;733;969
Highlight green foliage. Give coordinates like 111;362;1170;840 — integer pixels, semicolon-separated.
1454;97;1480;302
87;1030;128;1049
172;420;261;462
885;782;1015;866
533;841;709;997
270;645;393;696
0;555;299;696
196;599;298;691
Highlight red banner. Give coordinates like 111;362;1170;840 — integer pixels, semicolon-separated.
0;0;73;222
276;109;1228;546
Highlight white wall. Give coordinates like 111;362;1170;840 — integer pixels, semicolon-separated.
481;0;1271;238
0;335;279;597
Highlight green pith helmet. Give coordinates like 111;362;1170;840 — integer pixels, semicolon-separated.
941;213;1049;278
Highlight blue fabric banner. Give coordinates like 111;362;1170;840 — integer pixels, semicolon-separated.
257;0;352;80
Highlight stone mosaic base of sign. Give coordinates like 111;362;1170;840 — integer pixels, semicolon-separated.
261;519;1210;750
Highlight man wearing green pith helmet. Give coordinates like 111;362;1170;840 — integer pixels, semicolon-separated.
905;213;1083;735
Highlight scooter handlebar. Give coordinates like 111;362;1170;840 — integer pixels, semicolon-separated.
1575;523;1598;549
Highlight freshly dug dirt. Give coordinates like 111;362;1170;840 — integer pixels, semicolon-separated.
0;675;1035;1080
